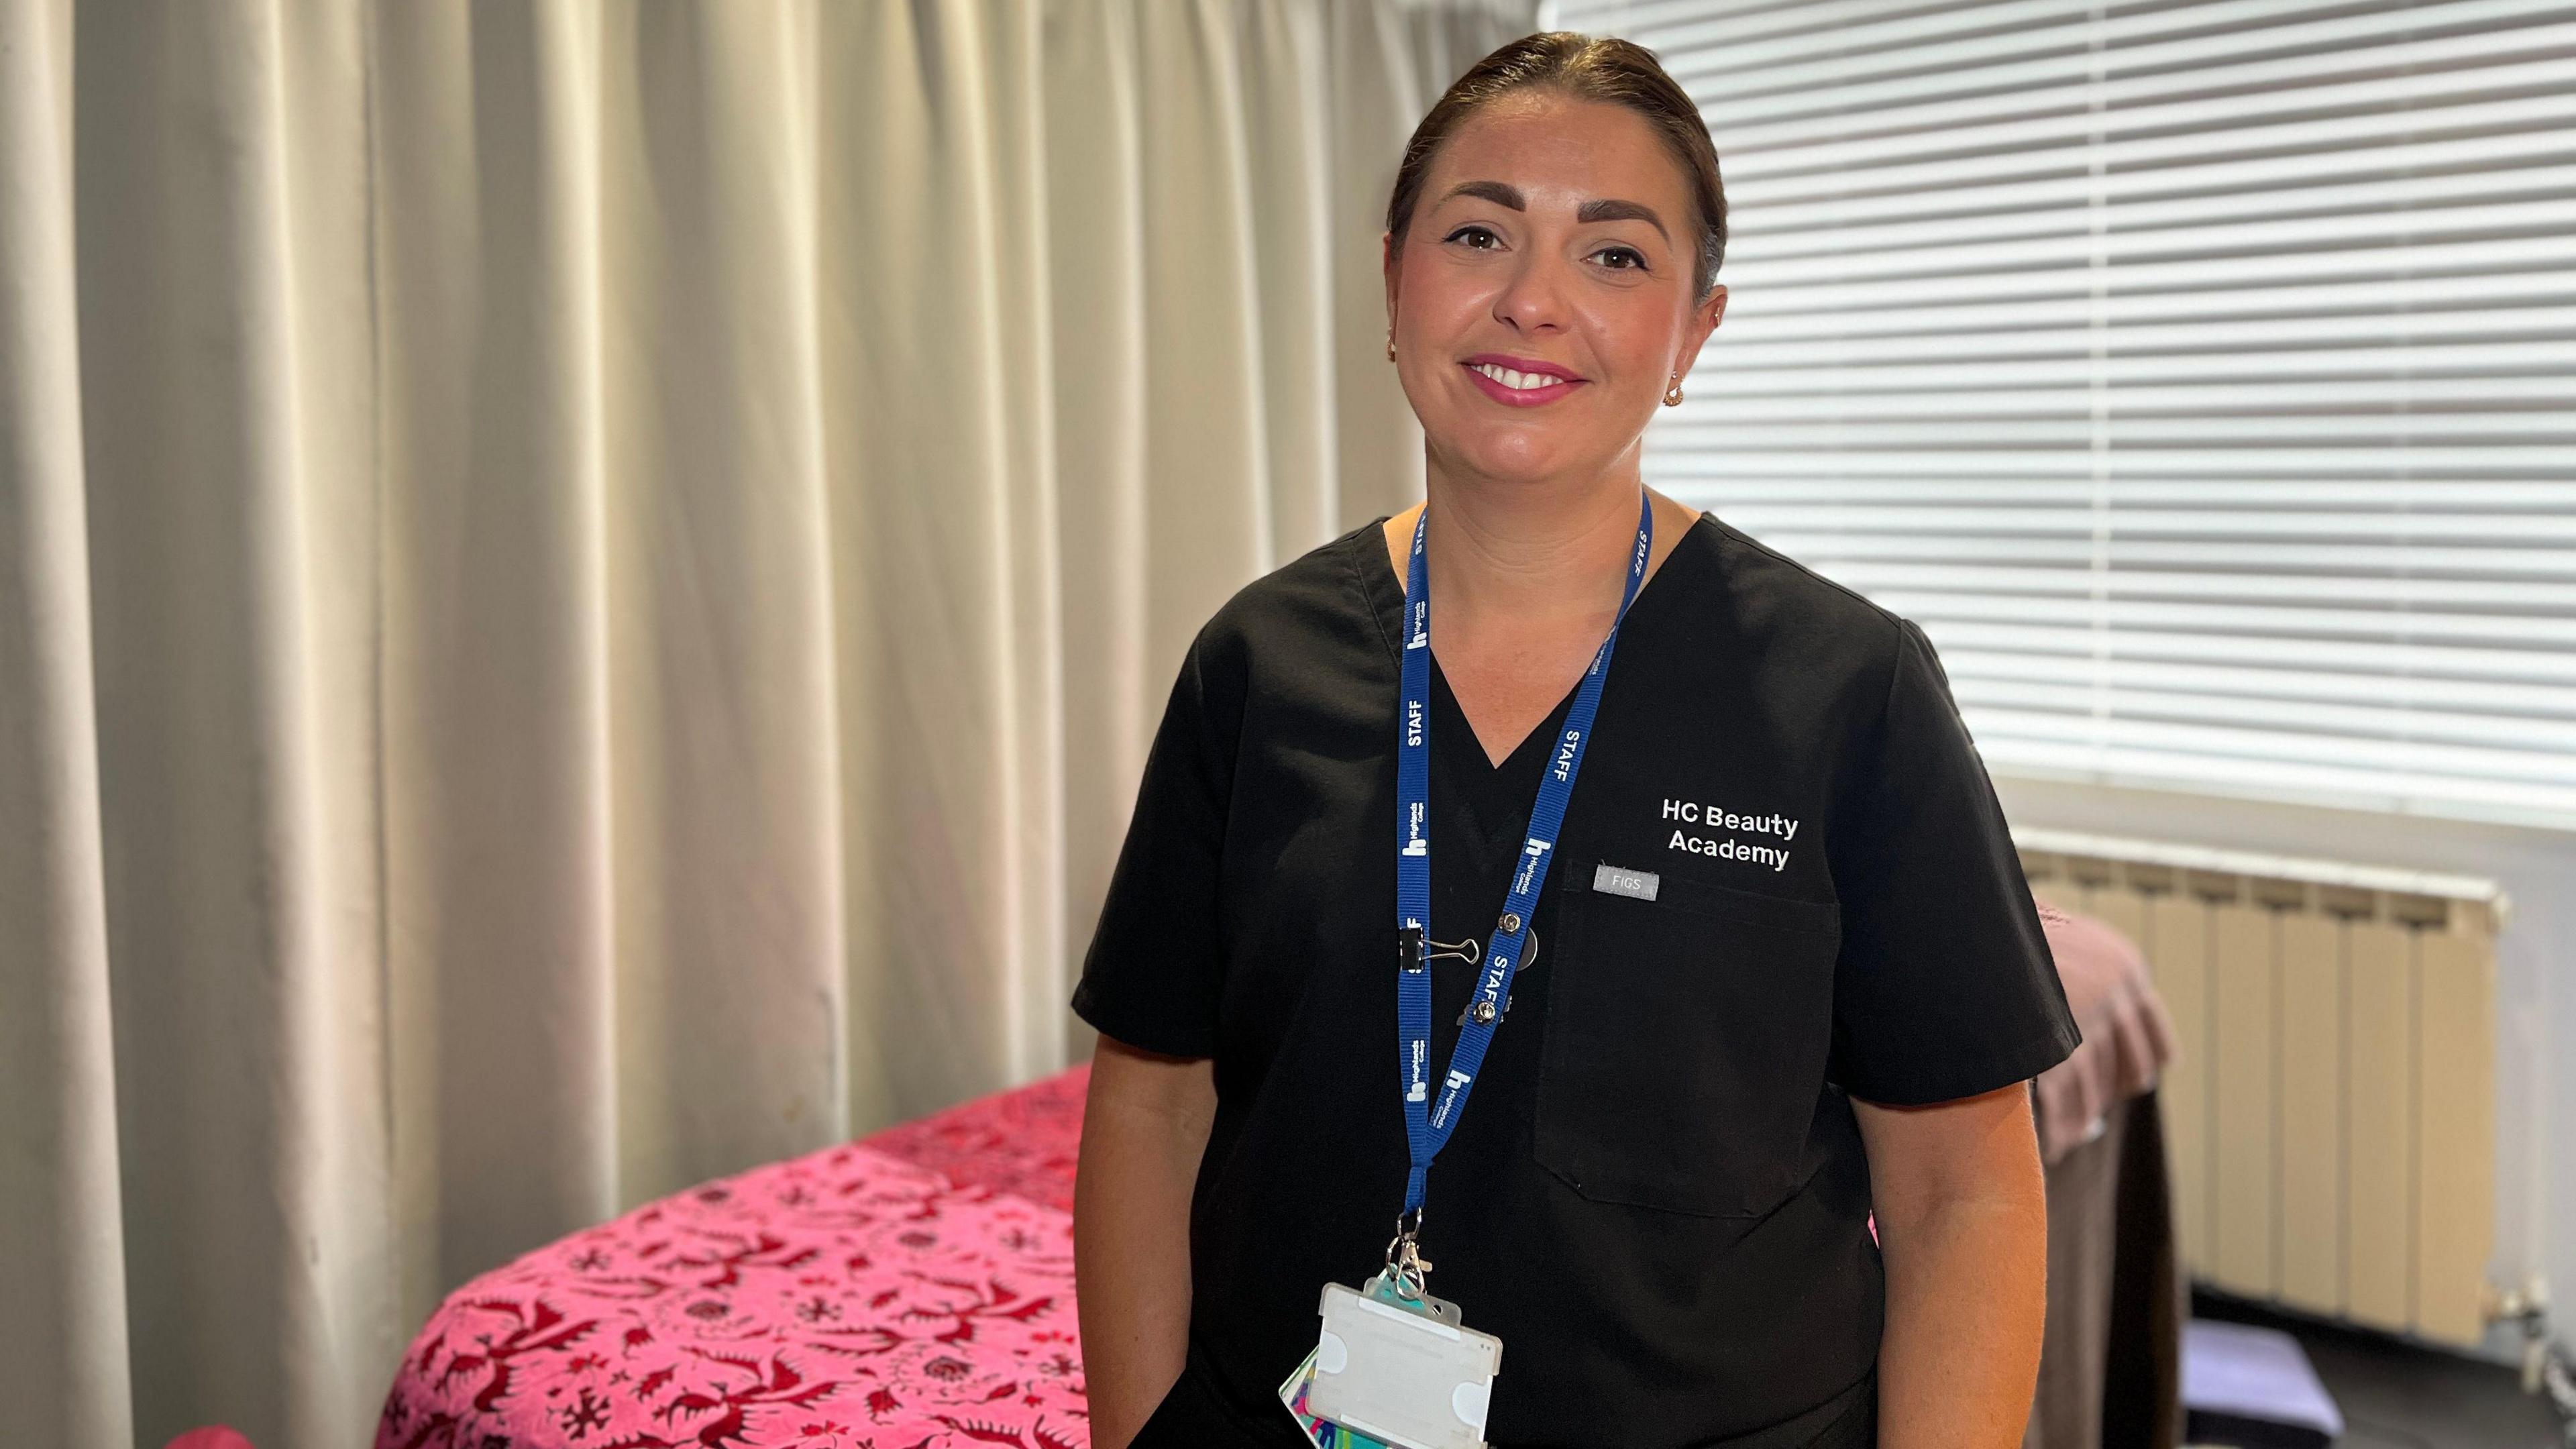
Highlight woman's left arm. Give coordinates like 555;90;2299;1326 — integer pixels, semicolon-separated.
1854;1082;2049;1448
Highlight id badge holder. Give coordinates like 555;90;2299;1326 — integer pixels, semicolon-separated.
1299;1267;1501;1449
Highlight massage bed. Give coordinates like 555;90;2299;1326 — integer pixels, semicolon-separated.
374;1066;1094;1449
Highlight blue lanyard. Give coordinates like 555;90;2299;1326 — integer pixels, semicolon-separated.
1394;490;1652;1219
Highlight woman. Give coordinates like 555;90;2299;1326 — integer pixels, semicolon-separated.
1071;32;2076;1449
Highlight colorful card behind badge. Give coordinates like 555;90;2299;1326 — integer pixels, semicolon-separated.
1280;1345;1389;1448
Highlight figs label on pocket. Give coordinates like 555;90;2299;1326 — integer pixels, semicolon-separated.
1591;863;1661;901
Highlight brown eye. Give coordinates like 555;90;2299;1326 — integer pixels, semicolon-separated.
1446;225;1502;249
1596;246;1648;272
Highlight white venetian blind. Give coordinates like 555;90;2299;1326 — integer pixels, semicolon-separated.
1544;0;2576;828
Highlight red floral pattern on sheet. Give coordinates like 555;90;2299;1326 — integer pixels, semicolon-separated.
863;1067;1085;1215
377;1067;1094;1449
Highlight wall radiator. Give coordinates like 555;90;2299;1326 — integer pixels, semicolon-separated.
2015;828;2510;1348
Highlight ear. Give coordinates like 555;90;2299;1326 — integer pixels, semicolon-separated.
1672;282;1727;379
1383;230;1402;323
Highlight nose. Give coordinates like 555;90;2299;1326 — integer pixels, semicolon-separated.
1491;250;1571;335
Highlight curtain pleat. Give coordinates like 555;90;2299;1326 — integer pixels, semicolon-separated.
0;1;1536;1443
1042;0;1154;1063
0;1;136;1445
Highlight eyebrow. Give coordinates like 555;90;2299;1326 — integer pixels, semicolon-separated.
1436;179;1670;245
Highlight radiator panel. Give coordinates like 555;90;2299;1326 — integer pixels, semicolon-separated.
2147;890;2213;1271
2277;910;2341;1316
2346;919;2416;1332
2211;900;2277;1298
2417;922;2496;1346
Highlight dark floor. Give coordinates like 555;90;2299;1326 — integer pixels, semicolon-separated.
2192;1289;2569;1449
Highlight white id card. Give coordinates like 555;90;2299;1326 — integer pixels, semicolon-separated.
1306;1281;1503;1449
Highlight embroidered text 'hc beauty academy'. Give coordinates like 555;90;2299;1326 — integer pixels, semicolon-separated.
1660;796;1800;873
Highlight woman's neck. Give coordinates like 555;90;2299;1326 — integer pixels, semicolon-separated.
1407;472;1676;629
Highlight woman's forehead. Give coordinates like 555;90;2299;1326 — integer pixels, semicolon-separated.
1428;97;1686;217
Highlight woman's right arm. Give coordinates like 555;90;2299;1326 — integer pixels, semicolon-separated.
1075;1032;1218;1449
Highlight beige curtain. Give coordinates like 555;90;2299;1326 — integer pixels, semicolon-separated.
0;1;1536;1444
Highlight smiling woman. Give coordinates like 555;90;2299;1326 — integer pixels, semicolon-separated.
1073;31;2075;1449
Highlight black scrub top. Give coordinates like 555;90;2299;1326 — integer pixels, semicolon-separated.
1072;509;2080;1449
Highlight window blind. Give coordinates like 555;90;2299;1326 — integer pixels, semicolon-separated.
1542;0;2576;829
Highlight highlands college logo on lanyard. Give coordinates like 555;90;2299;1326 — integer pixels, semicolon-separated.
1282;492;1652;1449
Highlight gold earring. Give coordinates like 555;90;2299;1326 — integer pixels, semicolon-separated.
1664;373;1684;407
1387;331;1397;362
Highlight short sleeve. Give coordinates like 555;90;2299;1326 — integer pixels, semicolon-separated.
1069;631;1235;1057
1826;617;2079;1104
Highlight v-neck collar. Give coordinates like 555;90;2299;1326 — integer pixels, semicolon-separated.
1430;647;1574;778
1428;649;1568;860
1354;507;1711;869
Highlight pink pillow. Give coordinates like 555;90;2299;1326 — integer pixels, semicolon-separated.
164;1430;255;1449
2031;899;2178;1165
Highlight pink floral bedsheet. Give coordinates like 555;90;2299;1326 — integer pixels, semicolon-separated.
376;1066;1093;1449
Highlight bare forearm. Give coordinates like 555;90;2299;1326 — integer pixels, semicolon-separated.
1854;1085;2049;1448
1874;1185;2047;1446
1073;1043;1215;1449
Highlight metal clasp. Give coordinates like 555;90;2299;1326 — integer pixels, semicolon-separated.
1383;1206;1432;1299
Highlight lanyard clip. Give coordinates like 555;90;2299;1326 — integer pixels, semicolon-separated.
1424;934;1480;965
1399;923;1426;973
1383;1205;1432;1299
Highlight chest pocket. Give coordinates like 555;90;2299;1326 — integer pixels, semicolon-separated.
1533;858;1841;1218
